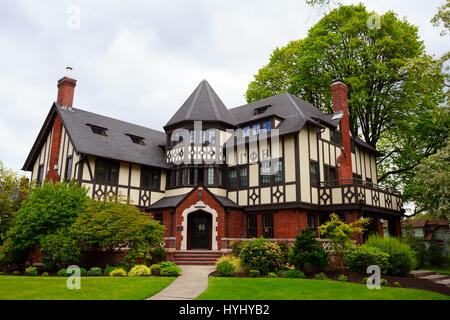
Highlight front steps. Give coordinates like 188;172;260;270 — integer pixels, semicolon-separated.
172;251;223;265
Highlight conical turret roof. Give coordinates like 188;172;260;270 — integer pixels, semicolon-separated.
165;80;237;129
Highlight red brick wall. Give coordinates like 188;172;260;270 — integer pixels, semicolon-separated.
274;209;308;238
227;210;246;238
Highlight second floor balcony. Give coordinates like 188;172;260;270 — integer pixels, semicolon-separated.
319;179;403;213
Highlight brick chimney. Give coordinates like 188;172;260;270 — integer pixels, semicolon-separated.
331;81;353;184
56;67;77;107
46;68;76;183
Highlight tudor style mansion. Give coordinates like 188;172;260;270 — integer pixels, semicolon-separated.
23;71;403;258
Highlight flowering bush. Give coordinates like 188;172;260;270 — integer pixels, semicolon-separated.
125;246;152;268
240;237;283;274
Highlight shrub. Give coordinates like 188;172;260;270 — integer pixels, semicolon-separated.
159;261;177;269
230;241;245;257
79;268;87;276
276;241;291;265
41;272;49;277
361;276;368;284
217;261;235;277
425;243;445;267
57;269;67;277
12;270;20;275
0;271;5;275
150;264;161;275
268;272;277;278
104;266;118;276
365;235;417;276
290;228;329;271
152;246;166;263
25;266;38;276
125;246;152;268
216;255;247;273
240;237;283;274
128;265;151;277
394;281;401;287
110;269;127;277
402;234;426;268
87;267;102;276
380;278;388;286
249;270;260;277
313;272;328;280
345;245;390;274
338;274;347;282
282;270;305;279
160;265;182;277
40;229;82;271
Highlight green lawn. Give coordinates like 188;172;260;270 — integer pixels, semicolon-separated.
420;267;450;275
0;276;175;300
196;278;450;300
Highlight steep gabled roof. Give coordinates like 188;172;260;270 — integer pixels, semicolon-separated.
164;80;237;129
23;103;170;171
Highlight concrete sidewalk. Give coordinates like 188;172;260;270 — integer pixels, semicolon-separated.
147;265;215;300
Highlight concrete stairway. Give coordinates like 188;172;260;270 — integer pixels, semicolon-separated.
411;270;450;287
172;251;222;265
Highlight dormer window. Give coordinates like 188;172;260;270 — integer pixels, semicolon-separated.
254;105;270;115
127;134;145;145
88;124;107;136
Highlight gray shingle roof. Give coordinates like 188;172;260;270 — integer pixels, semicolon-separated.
164;80;237;129
147;190;240;210
229;92;336;135
57;104;170;169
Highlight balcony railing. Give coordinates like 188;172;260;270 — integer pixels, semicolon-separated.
319;179;402;212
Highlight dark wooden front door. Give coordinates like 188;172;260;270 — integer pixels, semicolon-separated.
188;212;211;250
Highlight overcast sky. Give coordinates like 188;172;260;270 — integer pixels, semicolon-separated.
0;0;448;174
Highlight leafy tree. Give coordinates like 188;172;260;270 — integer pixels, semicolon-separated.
3;182;88;262
40;229;82;270
247;4;445;147
70;197;165;252
408;138;450;220
0;161;34;244
431;0;450;36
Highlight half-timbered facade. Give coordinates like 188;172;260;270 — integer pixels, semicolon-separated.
23;72;404;254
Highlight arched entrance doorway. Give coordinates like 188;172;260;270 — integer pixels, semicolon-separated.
187;211;212;250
